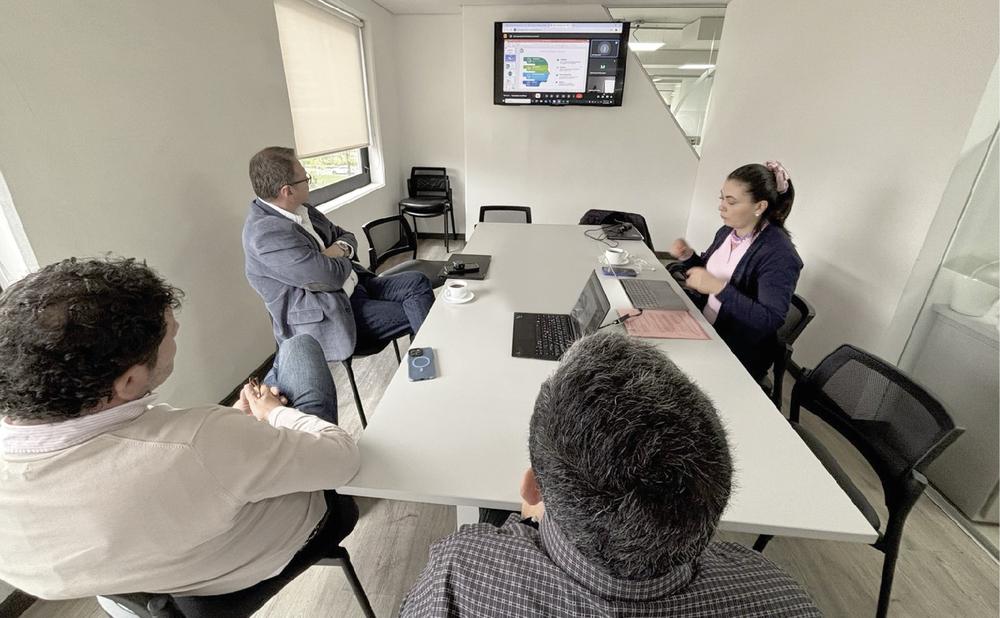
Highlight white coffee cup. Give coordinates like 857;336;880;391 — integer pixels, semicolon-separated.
444;281;471;302
605;247;629;265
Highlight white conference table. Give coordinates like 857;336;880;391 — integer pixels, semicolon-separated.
342;223;877;544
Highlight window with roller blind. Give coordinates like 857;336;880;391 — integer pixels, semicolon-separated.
273;0;373;204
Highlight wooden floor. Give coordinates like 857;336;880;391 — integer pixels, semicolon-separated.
21;239;999;618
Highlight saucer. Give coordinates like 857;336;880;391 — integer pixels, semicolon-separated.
600;255;631;267
443;291;475;305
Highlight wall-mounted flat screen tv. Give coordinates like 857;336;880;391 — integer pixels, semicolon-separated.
494;22;630;107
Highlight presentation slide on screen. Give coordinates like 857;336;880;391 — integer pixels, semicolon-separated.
503;39;589;92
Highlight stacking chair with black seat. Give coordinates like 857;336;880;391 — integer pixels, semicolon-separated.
362;215;447;288
479;205;532;224
343;333;404;428
754;344;964;618
578;209;654;251
398;166;457;251
97;547;375;618
768;293;816;406
266;313;402;430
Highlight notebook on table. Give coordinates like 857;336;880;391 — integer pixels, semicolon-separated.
620;278;688;310
440;254;492;280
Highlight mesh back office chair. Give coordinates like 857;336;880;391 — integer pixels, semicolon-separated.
362;215;447;288
398;167;457;251
97;547;375;618
479;205;533;224
754;344;964;618
578;209;654;251
768;294;816;406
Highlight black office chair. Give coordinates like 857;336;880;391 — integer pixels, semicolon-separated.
754;344;964;618
97;547;374;618
578;209;654;251
362;215;447;288
768;293;816;406
343;332;406;429
265;312;402;430
398;167;457;252
479;205;532;224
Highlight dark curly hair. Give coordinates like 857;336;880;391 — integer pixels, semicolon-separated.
0;257;183;422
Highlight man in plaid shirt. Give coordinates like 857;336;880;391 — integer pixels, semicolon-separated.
401;332;821;617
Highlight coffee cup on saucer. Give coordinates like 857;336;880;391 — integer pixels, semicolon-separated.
443;281;473;304
605;247;629;265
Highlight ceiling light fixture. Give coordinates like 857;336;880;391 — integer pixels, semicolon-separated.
678;63;716;70
628;41;665;52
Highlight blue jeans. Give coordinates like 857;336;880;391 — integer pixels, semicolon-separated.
351;271;434;349
263;334;338;424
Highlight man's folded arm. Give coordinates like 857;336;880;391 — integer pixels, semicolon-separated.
330;224;358;256
253;227;354;292
191;406;361;503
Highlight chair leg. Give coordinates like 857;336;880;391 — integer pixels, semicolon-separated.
789;385;802;424
449;205;457;241
337;551;376;618
874;490;921;618
753;534;774;552
342;359;367;428
771;356;786;408
443;211;450;252
392;338;401;363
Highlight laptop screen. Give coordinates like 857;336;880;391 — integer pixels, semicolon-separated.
569;272;611;335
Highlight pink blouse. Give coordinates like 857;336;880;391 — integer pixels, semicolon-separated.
703;229;761;324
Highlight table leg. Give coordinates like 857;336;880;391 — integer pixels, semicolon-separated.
456;506;479;528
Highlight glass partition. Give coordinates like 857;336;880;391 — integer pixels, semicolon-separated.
607;5;726;154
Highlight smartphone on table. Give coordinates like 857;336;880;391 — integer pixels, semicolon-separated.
601;266;638;277
407;347;437;381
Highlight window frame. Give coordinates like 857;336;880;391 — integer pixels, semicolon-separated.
306;146;371;205
276;0;377;207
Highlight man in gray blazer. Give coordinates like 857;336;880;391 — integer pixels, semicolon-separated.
243;146;434;362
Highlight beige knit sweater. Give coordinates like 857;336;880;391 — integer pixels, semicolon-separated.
0;404;359;599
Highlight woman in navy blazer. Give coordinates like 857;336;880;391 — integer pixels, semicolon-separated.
673;162;803;381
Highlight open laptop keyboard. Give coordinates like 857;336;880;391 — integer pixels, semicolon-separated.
535;314;574;358
621;279;661;309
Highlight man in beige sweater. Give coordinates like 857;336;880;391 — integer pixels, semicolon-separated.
0;257;361;616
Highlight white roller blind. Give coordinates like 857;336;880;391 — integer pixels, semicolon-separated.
274;0;369;158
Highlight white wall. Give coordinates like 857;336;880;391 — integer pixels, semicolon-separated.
394;15;467;234
687;0;999;365
461;5;699;248
0;0;401;405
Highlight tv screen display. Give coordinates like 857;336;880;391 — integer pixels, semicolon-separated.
494;22;630;107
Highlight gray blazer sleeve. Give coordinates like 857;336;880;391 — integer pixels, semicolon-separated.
251;224;355;292
331;224;358;255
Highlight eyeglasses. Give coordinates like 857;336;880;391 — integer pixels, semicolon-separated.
287;176;311;188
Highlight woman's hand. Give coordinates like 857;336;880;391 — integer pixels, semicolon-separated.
685;267;726;295
671;238;693;261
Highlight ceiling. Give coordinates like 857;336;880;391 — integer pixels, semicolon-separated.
607;5;725;103
373;1;728;16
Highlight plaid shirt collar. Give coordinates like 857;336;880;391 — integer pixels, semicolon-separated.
539;514;695;601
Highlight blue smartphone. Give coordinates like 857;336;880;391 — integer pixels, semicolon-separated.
407;347;437;381
601;266;638;277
